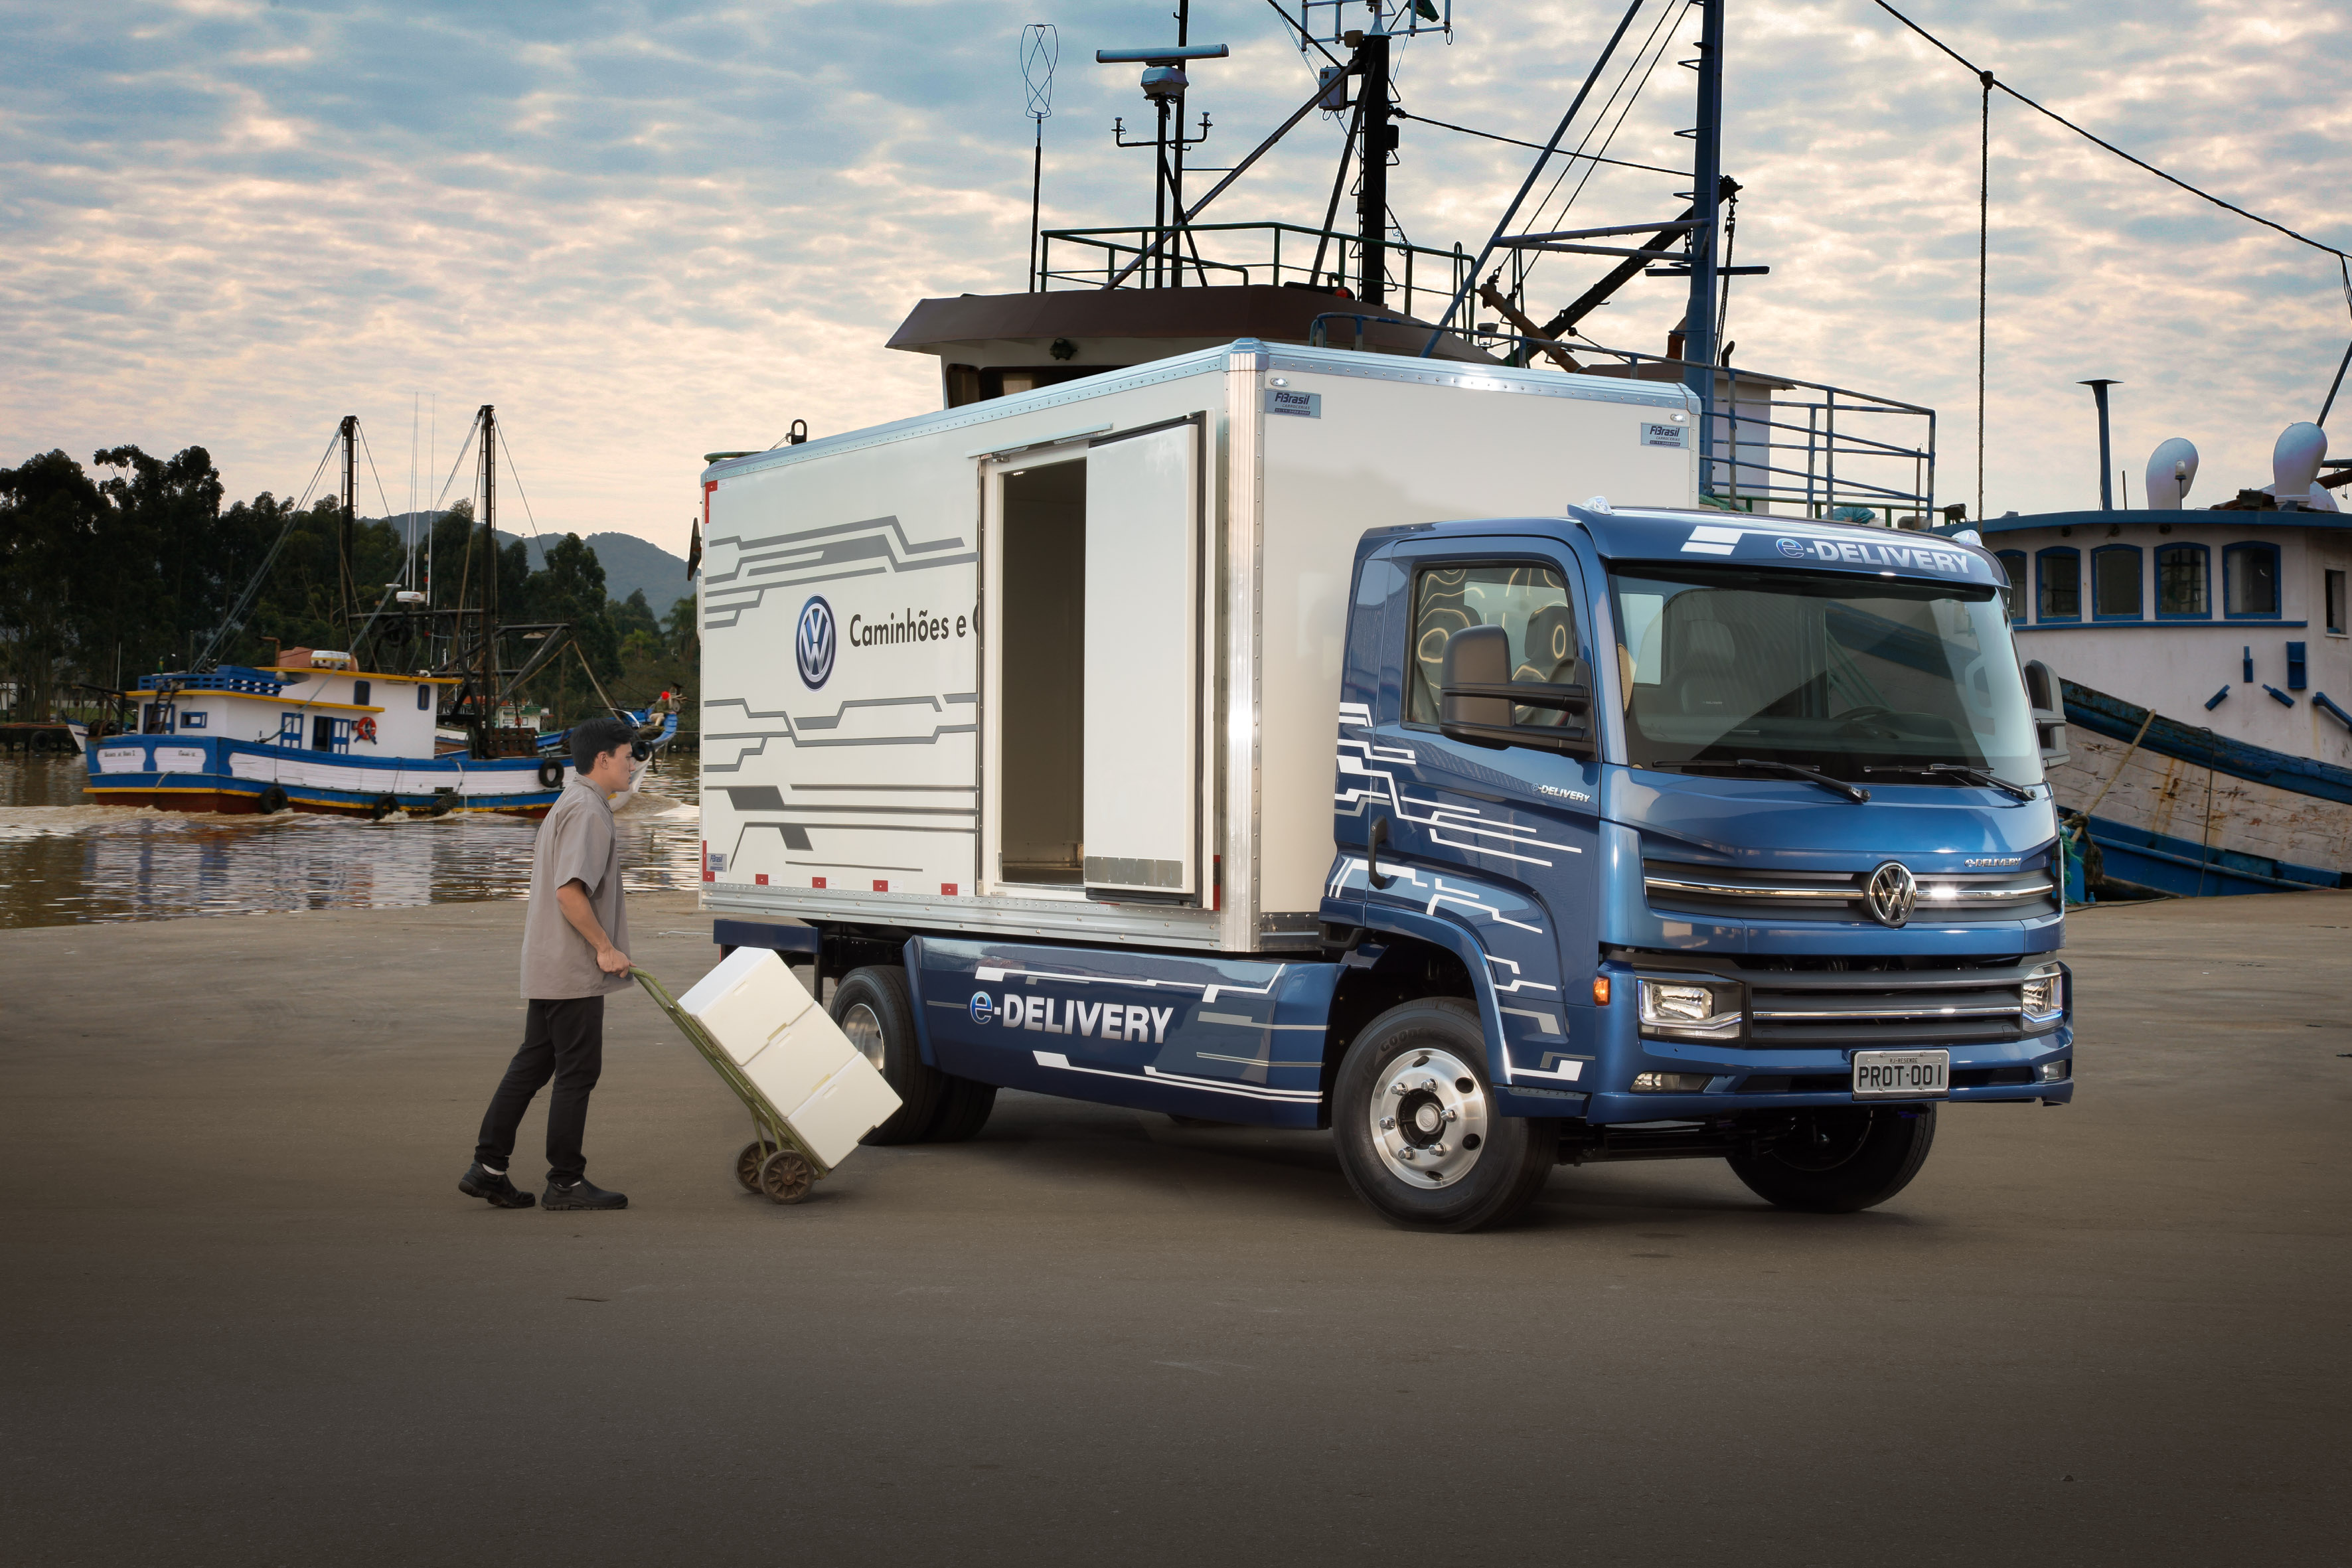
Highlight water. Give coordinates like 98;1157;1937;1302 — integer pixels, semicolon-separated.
0;751;702;929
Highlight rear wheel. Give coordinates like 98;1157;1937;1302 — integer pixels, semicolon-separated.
829;966;942;1145
1727;1105;1936;1213
1332;998;1557;1232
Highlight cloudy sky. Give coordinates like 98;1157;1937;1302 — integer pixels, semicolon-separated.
3;0;2347;556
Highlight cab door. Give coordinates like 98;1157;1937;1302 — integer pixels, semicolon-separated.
1364;536;1606;1087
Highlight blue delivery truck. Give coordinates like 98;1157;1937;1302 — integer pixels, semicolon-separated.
697;343;2069;1231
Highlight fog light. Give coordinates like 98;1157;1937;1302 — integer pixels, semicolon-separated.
1632;1071;1711;1093
2037;1058;2071;1083
2021;967;2065;1022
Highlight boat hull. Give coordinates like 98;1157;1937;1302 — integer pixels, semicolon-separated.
79;735;661;819
2051;680;2352;896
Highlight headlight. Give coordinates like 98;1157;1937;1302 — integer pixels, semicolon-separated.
2021;965;2065;1023
1636;976;1741;1038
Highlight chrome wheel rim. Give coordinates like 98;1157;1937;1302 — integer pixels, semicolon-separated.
842;1002;888;1074
1370;1046;1488;1187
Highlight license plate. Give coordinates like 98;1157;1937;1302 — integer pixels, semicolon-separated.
1852;1049;1949;1099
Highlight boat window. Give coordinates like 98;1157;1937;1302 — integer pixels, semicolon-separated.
2091;544;2142;619
416;684;431;710
1607;564;2043;787
1996;551;2026;621
2157;544;2209;618
2036;548;2080;621
353;679;370;708
1407;562;1583;729
2223;543;2280;618
2328;570;2345;635
277;714;303;748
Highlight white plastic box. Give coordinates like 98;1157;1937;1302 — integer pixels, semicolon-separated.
676;948;902;1168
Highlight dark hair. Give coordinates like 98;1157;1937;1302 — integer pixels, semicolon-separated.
570;716;637;773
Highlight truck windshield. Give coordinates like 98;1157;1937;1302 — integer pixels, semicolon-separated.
1609;564;2044;787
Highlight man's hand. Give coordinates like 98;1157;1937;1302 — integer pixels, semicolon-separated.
595;944;633;976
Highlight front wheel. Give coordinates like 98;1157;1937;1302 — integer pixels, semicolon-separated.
1332;998;1557;1233
1727;1105;1936;1213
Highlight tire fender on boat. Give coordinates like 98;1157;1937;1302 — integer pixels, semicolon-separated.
536;759;565;790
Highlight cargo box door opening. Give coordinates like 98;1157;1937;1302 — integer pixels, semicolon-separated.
1081;419;1202;901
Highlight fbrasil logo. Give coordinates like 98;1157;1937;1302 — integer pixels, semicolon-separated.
969;990;996;1025
795;595;836;690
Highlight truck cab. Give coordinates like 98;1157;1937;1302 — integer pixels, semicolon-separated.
1297;505;2068;1223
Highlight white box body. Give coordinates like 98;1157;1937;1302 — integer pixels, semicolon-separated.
675;949;901;1160
698;339;1699;953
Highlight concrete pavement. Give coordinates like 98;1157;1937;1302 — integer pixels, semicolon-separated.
3;891;2345;1565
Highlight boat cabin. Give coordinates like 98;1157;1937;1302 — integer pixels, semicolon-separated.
132;649;455;759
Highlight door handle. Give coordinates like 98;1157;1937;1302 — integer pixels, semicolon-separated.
1367;815;1395;890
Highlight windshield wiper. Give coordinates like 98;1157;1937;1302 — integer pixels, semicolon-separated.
1863;763;2037;803
1654;758;1870;803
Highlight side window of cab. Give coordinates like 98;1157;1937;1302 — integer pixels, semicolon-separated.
1404;561;1592;744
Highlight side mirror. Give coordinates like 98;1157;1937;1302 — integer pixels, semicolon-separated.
1439;625;1593;754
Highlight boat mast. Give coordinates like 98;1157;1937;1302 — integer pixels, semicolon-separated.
1356;29;1391;306
478;402;499;738
1682;0;1725;492
338;414;359;632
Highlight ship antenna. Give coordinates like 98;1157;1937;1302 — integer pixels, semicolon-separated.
1022;24;1058;292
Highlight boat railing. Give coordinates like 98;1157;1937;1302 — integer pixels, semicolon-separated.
1470;329;1940;526
1038;222;1474;325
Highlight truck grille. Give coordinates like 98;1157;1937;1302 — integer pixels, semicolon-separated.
1643;860;2058;924
1628;956;2063;1050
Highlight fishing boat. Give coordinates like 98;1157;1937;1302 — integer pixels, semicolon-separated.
1974;423;2352;896
84;405;676;819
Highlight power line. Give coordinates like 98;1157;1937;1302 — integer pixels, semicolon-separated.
1871;0;2347;261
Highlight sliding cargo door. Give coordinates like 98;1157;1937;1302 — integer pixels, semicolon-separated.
1081;418;1202;900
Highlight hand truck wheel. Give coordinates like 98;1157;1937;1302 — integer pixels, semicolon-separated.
757;1149;815;1205
735;1140;772;1193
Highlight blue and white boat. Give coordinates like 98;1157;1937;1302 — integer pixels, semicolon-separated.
84;647;676;819
1973;422;2352;896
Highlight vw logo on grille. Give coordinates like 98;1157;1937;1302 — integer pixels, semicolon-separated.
795;595;836;690
1865;860;1917;927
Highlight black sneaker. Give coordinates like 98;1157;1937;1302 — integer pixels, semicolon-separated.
459;1162;534;1209
543;1178;627;1211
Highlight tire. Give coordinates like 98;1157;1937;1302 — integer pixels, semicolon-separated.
923;1075;997;1142
256;785;289;815
1332;998;1558;1233
368;793;399;821
735;1140;772;1192
429;791;457;818
1727;1105;1937;1214
536;759;565;790
829;966;943;1145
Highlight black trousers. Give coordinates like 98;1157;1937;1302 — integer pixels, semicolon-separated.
475;996;604;1184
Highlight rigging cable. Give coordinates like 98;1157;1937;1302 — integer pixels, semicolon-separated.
1871;0;2347;260
1389;110;1680;177
2319;257;2352;427
494;423;544;541
1527;0;1681;242
1978;68;1992;522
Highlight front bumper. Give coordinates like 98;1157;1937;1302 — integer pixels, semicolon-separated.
1574;1025;2074;1124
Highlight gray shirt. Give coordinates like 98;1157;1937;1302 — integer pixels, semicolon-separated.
520;778;630;1000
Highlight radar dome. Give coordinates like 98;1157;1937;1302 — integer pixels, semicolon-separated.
2274;422;2328;512
2145;437;2199;509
